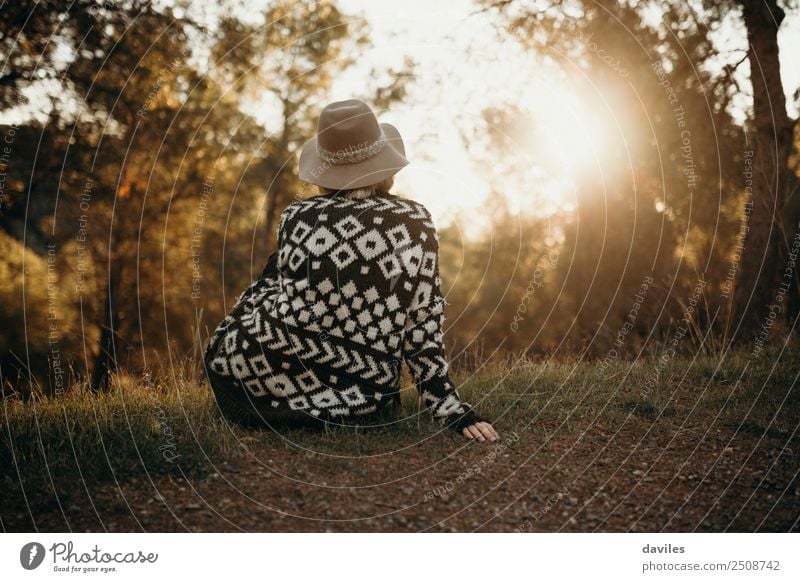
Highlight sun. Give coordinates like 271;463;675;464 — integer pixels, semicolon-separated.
533;86;614;175
485;83;616;217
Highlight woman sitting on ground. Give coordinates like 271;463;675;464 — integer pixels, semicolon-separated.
204;98;498;442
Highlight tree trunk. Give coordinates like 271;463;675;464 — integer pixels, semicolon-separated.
264;176;282;257
731;0;796;341
91;254;123;392
265;96;299;257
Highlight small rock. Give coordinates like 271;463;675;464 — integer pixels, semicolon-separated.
184;503;202;511
223;464;241;474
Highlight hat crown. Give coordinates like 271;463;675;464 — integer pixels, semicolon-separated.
298;98;408;190
316;99;382;155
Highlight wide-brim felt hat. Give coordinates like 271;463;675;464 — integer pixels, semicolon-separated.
298;98;409;190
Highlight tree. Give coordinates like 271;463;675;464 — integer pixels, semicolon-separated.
1;0;415;391
729;0;799;339
477;0;750;354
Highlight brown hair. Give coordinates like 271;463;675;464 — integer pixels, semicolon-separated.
317;176;394;200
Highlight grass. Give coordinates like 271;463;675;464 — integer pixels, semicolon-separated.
1;372;236;512
2;346;798;513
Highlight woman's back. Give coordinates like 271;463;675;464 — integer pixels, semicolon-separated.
272;190;434;356
205;189;481;427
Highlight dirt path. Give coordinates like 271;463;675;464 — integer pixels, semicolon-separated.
5;419;799;532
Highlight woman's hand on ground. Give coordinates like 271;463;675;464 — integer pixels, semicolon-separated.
462;421;499;442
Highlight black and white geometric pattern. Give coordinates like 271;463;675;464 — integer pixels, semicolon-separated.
204;190;482;429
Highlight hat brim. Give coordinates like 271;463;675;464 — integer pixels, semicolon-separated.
298;122;409;190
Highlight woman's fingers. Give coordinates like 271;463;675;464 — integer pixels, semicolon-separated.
476;422;498;441
462;424;484;441
462;422;500;442
482;422;500;440
469;425;485;441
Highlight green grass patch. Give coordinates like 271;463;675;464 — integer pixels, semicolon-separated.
1;374;241;509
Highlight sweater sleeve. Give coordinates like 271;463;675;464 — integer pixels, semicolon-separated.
401;215;486;433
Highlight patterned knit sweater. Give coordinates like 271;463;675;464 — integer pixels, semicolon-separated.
204;190;484;432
